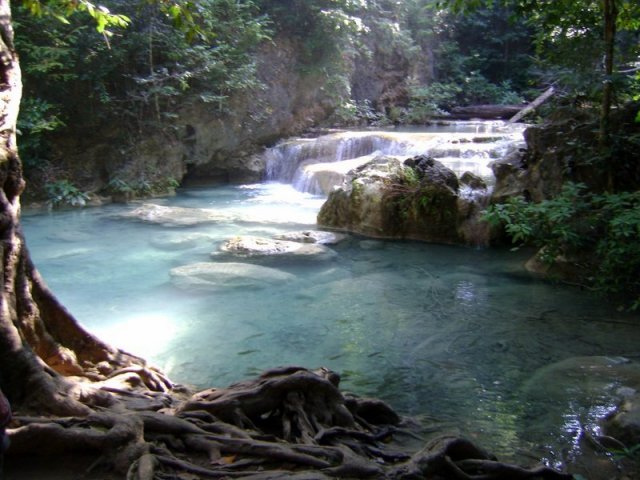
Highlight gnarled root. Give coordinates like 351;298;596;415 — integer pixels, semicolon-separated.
5;367;573;479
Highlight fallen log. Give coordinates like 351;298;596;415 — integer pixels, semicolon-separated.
509;86;556;123
448;104;523;120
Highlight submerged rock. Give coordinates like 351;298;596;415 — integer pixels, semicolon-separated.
122;203;233;227
150;232;215;251
604;393;640;446
522;356;640;403
273;230;347;245
219;235;337;261
317;155;491;245
47;231;94;243
520;356;640;449
170;262;295;291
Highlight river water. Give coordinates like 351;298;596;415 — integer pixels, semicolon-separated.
21;123;640;471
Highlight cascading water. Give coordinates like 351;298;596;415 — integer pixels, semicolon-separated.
264;121;526;195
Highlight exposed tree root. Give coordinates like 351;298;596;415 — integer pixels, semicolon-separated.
4;366;574;479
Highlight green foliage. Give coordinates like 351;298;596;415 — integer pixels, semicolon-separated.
484;183;591;259
609;442;640;461
106;175;179;197
17;98;65;169
407;1;534;87
484;183;640;305
105;177;133;195
404;83;459;122
257;0;361;69
331;99;390;126
45;180;89;207
401;166;421;188
399;0;531;120
403;76;522;122
16;0;272;163
595;191;640;302
440;0;640;106
22;0;130;35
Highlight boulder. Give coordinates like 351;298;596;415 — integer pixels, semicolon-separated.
219;235;337;262
317;155;488;245
460;171;487;191
297;157;374;194
273;230;347;245
490;102;640;204
604;393;640;446
170;262;295;291
489;146;527;204
520;356;640;446
404;154;459;191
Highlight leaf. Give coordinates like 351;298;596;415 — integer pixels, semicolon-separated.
51;14;71;24
168;4;182;19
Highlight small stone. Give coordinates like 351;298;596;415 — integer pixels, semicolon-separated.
273;230;347;245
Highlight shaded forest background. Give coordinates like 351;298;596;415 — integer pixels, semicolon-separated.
15;0;538;201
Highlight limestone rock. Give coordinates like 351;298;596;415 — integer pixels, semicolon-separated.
317;156;405;239
219;235;337;261
318;155;488;245
489;146;527;204
404;154;459;191
47;231;94;243
122;203;232;227
273;230;347;245
604;393;640;446
150;232;215;251
297;157;373;194
520;356;640;446
460;171;487;190
170;262;295;291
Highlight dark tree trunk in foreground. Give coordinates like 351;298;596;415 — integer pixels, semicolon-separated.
0;2;576;478
0;0;162;415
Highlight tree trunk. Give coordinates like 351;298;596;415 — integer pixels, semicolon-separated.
449;104;522;120
600;0;618;190
0;0;153;417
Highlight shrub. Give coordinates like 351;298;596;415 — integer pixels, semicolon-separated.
45;180;89;207
484;183;640;307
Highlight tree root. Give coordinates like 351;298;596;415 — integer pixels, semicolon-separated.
5;366;574;479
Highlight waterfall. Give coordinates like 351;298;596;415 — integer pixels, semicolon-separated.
263;122;526;195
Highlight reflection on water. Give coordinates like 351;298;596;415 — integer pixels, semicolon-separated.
22;182;640;472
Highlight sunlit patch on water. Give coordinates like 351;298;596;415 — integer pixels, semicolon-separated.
95;312;180;360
